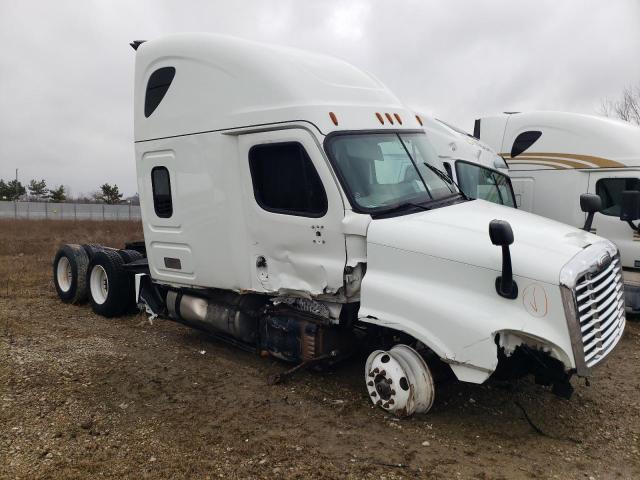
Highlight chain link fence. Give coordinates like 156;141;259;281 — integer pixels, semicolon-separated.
0;201;141;221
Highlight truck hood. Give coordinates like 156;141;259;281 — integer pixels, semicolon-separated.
367;199;609;285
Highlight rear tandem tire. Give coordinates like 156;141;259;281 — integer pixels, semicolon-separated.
82;243;104;260
118;249;144;263
87;249;131;317
53;244;90;304
117;249;145;312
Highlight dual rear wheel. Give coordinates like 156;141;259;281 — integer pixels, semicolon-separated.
53;244;89;304
53;244;139;317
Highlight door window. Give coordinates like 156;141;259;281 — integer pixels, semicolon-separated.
249;142;328;217
455;161;516;207
596;178;640;216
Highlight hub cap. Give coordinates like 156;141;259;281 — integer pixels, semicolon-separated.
90;265;109;305
56;256;73;292
365;344;435;417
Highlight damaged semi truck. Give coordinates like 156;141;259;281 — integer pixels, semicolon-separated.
52;34;625;417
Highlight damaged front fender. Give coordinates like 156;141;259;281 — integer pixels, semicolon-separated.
359;242;576;385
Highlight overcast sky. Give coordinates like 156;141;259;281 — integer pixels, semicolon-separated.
1;0;639;197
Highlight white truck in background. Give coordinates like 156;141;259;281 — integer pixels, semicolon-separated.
475;111;640;313
417;114;516;207
51;35;625;416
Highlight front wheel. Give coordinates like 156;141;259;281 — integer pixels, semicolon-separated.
365;344;435;417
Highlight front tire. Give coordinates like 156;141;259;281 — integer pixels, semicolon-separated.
365;344;435;417
53;244;89;304
87;249;130;317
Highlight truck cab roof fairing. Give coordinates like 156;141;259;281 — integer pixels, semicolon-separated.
480;111;640;167
133;33;421;142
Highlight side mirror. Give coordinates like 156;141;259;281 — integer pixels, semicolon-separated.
620;190;640;221
489;220;518;299
580;193;601;232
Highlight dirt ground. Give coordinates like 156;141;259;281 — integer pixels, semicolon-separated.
1;219;639;479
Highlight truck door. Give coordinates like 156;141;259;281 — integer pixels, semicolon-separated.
510;177;535;210
588;169;640;268
238;128;347;295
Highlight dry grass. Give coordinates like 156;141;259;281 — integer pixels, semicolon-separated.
0;219;143;298
0;219;142;256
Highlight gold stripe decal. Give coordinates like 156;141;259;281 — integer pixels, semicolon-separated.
500;152;626;169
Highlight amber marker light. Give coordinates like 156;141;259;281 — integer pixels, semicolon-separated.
385;113;394;124
394;113;403;125
329;112;338;126
376;112;384;124
415;114;423;126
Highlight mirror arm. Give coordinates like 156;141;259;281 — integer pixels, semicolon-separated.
583;212;596;232
495;245;518;299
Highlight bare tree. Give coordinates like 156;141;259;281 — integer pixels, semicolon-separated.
600;84;640;125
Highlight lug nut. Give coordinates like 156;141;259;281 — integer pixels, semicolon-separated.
379;370;386;376
388;399;395;405
391;389;396;395
383;402;389;408
386;378;393;384
368;371;375;377
376;400;382;406
373;368;379;374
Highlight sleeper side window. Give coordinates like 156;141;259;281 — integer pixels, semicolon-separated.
249;142;328;217
151;167;173;218
145;67;176;117
596;178;640;216
511;130;542;158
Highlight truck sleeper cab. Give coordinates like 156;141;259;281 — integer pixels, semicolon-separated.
52;35;625;417
476;111;640;313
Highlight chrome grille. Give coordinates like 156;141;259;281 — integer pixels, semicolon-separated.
574;256;625;368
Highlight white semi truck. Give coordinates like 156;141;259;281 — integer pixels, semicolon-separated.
418;115;516;207
52;35;625;416
475;111;640;313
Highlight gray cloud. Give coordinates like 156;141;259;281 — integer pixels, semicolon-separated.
1;0;638;196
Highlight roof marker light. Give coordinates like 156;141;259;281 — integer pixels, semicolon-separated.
385;113;394;125
415;114;423;126
376;112;384;124
394;113;403;125
329;112;338;126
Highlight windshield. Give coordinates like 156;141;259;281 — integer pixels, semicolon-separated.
455;160;516;207
325;132;457;211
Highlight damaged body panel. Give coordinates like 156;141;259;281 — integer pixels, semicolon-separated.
358;200;618;383
237;129;347;297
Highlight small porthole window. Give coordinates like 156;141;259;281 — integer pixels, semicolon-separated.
151;167;173;218
145;67;175;118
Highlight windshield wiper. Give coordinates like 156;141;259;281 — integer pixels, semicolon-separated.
376;201;431;216
422;162;470;200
